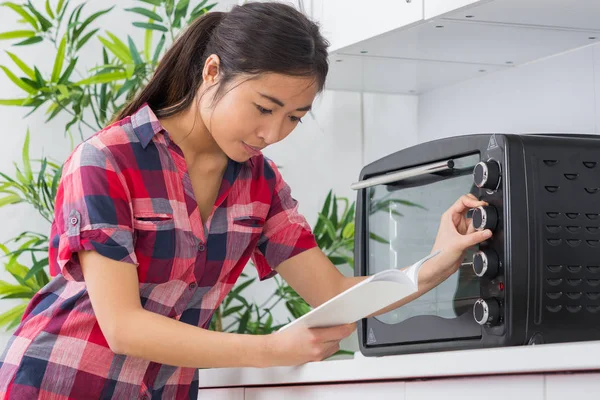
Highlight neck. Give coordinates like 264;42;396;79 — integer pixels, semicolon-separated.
159;103;226;167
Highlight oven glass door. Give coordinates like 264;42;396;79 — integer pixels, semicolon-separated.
366;153;482;344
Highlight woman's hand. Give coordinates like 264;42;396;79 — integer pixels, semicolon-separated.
261;323;356;367
419;193;493;290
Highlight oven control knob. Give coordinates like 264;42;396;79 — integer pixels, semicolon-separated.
472;205;498;231
473;298;501;326
473;250;499;278
473;161;501;190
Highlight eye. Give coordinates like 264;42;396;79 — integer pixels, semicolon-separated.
290;116;303;123
255;104;272;115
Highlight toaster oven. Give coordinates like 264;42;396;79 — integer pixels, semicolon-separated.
352;133;600;356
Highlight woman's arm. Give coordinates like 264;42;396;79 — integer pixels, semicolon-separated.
79;250;354;368
79;250;268;368
277;194;492;316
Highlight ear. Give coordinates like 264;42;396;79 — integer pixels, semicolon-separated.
202;54;221;85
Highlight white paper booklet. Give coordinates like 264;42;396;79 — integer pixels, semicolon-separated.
277;250;441;332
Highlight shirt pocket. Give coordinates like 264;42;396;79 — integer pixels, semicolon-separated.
133;212;176;231
223;215;266;269
133;212;180;285
232;215;266;229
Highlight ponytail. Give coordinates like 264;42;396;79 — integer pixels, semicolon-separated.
113;11;225;122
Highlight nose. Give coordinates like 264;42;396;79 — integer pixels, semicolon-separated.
257;120;284;145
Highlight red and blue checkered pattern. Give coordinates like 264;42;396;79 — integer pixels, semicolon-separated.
0;103;317;399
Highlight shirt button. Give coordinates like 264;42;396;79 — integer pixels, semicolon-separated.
70;217;78;225
198;242;206;252
189;282;197;290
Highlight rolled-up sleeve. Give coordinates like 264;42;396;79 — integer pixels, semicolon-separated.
251;160;318;281
49;141;136;281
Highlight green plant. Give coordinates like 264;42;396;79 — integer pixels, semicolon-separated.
0;0;216;329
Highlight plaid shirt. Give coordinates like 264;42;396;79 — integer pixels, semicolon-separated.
0;103;317;399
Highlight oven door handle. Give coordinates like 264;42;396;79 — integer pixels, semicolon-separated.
350;160;455;190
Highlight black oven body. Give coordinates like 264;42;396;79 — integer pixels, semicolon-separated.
355;133;600;356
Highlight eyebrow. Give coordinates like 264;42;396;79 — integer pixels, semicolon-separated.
259;93;312;112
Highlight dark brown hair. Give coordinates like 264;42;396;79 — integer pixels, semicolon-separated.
115;2;329;121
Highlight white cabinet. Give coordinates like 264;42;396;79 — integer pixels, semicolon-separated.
196;388;244;400
425;0;486;19
245;382;406;400
545;373;600;400
405;375;544;400
312;0;424;52
323;0;600;95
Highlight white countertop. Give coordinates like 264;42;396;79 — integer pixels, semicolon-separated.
197;340;600;388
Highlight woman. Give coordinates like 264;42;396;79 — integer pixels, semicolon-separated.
0;2;492;399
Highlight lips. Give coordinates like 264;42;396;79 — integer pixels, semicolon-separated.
243;142;263;156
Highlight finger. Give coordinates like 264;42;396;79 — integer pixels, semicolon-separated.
460;229;492;248
312;323;355;342
450;194;488;215
322;342;340;360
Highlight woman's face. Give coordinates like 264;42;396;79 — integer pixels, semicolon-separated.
198;58;319;162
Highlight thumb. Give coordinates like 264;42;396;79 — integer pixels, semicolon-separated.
461;229;492;248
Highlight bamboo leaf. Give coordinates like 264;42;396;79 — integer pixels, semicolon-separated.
173;0;190;28
152;34;166;64
23;257;48;282
51;35;67;82
328;256;347;265
0;280;32;295
317;213;337;240
56;0;67;17
313;190;332;236
33;66;44;86
0;303;27;329
342;222;354;240
230;278;255;296
25;2;52;31
132;22;168;32
1;3;39;29
236;309;250;333
2;292;36;299
331;195;338;228
13;36;43;46
0;66;37;94
139;0;162;6
190;3;215;20
176;0;189;12
45;0;54;19
0;30;35;40
125;7;163;22
22;129;32;181
115;78;137;99
73;6;114;42
98;35;131;64
190;0;209;16
75;28;97;50
0;98;28;106
144;19;153;61
127;36;143;66
165;0;174;15
75;71;127;86
57;57;77;84
222;305;244;317
5;51;35;79
0;194;22;207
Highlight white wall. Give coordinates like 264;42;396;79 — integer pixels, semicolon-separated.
418;43;600;140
